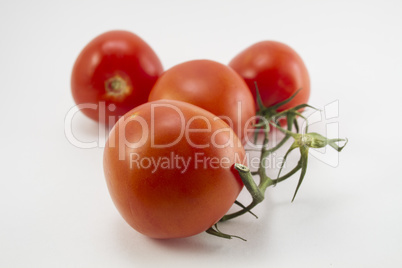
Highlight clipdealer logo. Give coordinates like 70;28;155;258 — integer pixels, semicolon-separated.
64;100;344;168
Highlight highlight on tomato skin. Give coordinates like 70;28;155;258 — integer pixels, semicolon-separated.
229;41;310;112
148;59;256;145
103;99;247;239
71;30;163;127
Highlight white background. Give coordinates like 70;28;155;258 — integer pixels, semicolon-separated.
1;0;401;267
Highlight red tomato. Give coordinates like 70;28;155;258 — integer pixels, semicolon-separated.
71;30;163;126
103;99;245;239
148;60;256;144
229;41;310;112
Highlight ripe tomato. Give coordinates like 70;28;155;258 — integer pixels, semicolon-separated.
103;99;245;239
71;30;163;126
229;41;310;112
148;60;256;144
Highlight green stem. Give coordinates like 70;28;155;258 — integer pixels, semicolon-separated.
220;201;259;222
211;88;348;233
235;164;264;202
272;161;302;184
220;164;264;222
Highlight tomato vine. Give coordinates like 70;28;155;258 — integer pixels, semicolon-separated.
207;85;348;240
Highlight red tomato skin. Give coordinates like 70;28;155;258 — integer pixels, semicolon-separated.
148;60;256;144
229;41;310;112
103;100;245;239
71;30;163;126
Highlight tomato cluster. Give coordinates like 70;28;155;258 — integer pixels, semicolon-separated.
71;30;313;239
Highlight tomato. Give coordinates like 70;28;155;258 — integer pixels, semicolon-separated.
229;41;310;112
103;99;245;239
148;60;256;144
71;30;163;126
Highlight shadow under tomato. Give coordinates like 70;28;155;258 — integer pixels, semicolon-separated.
147;234;221;253
109;194;281;266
